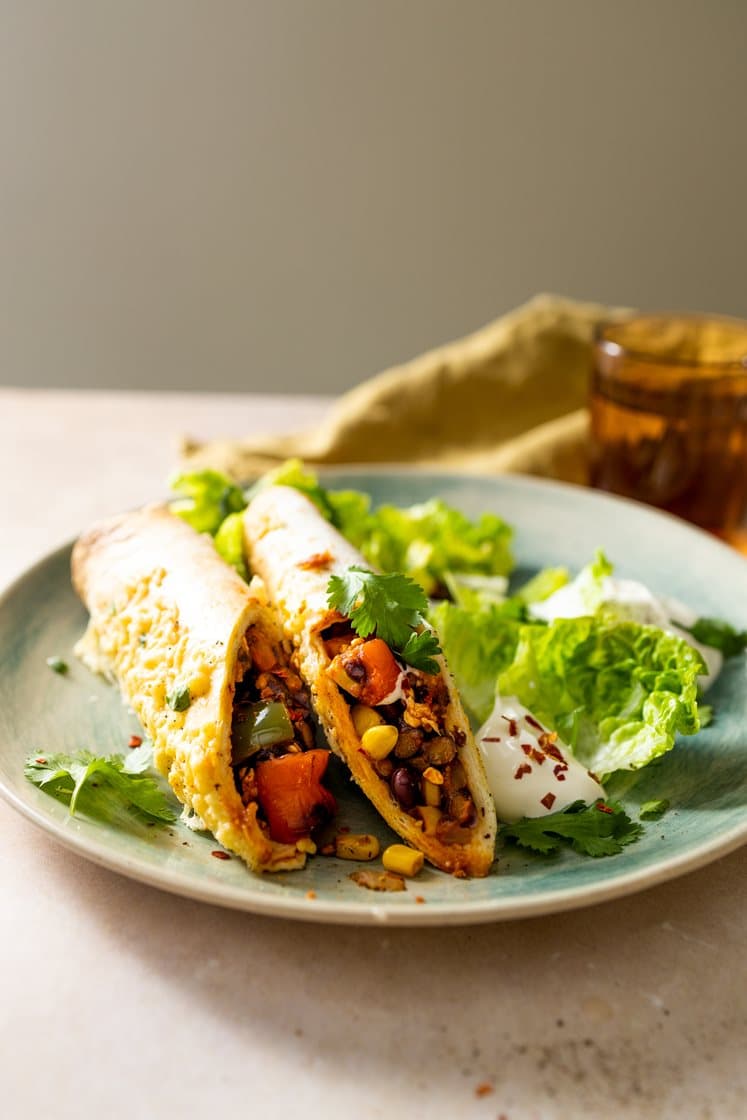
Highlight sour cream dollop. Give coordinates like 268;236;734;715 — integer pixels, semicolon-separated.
477;696;605;823
529;575;723;691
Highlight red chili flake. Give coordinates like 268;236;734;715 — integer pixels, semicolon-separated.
415;896;426;904
541;737;564;763
474;1082;494;1098
530;747;546;766
482;736;502;742
525;714;543;731
35;757;47;765
507;718;518;737
520;742;533;756
552;763;568;777
297;551;334;570
305;890;317;900
514;763;532;780
128;735;142;748
555;771;567;781
540;792;556;810
211;850;231;860
596;801;614;814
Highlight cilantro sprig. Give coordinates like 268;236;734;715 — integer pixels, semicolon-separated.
679;617;747;659
501;800;642;858
326;566;442;673
25;748;177;830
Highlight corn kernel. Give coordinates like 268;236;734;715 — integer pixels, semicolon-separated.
351;704;384;738
296;837;317;855
414;806;442;834
360;724;398;760
422;766;444;785
423;779;442;807
335;833;381;861
382;844;425;878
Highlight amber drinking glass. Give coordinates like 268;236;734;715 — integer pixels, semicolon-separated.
589;314;747;543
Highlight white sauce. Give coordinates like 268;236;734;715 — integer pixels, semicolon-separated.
377;669;408;706
530;575;723;690
477;695;605;822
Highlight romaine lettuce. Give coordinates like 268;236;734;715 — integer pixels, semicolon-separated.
429;599;524;723
497;616;705;778
169;460;514;594
169;468;246;535
213;511;250;581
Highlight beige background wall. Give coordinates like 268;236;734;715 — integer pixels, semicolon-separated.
1;1;744;395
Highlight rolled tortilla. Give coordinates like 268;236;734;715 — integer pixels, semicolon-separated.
72;504;324;873
244;486;497;877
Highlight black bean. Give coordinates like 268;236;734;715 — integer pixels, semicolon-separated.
344;658;366;682
391;767;418;809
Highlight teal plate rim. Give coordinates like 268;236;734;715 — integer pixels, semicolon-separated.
1;468;746;926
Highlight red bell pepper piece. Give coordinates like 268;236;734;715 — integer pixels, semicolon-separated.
255;749;337;844
339;638;401;706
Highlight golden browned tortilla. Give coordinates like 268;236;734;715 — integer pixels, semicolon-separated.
243;485;497;877
71;504;312;872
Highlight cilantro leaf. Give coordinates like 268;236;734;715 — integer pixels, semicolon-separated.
639;799;669;820
326;567;442;670
166;684;191;712
399;630;442;674
501;800;643;858
679;617;747;659
327;567;426;648
25;752;177;829
46;656;69;675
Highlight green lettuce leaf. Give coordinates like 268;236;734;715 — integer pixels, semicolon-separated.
357;498;513;595
513;566;570;605
213;511;250;580
428;565;570;723
497;616;705;778
169;469;247;536
443;572;509;611
441;565;568;622
429;598;525;723
246;458;338;521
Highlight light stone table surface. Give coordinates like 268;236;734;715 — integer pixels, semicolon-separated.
1;387;745;1120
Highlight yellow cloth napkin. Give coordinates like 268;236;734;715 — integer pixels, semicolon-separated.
180;294;628;485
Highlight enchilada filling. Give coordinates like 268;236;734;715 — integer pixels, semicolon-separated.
232;624;336;844
324;625;476;844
